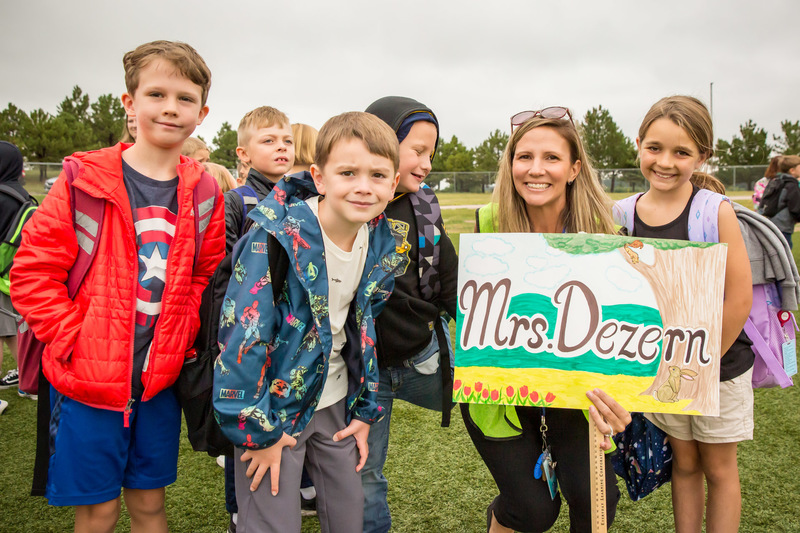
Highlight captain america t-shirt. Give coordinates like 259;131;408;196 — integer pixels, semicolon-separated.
123;160;179;397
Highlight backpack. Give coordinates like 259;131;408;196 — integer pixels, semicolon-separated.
759;176;790;217
0;184;38;296
614;191;798;390
29;157;220;496
408;185;454;427
179;186;289;457
752;177;769;209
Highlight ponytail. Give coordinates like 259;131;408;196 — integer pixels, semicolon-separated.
690;171;726;194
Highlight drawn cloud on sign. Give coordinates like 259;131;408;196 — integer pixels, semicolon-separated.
472;237;514;256
464;254;509;276
524;265;572;289
605;265;643;292
526;257;547;270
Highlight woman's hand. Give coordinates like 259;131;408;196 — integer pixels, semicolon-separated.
586;388;632;450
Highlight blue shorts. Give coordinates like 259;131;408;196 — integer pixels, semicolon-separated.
46;386;181;506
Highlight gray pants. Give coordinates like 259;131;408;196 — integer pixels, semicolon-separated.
234;399;364;533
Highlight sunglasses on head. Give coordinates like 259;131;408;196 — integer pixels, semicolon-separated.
510;107;573;131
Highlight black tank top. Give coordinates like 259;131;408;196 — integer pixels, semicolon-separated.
631;186;754;381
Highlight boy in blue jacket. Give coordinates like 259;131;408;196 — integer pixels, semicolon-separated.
214;111;405;533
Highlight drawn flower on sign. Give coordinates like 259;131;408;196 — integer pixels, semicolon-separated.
491;389;499;402
474;381;483;393
530;391;539;403
453;379;462;391
545;392;556;403
481;389;489;399
506;386;515;399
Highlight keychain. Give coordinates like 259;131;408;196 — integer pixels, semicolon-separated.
533;407;559;500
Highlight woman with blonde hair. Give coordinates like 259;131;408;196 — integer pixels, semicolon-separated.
470;107;630;533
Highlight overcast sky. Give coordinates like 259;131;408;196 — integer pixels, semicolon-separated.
2;1;799;151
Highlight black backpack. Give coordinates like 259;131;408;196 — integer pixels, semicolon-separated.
0;184;37;296
760;177;790;217
177;196;289;457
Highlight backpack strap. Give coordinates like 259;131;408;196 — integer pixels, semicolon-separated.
407;185;444;301
64;158;104;299
0;183;29;205
611;193;643;235
193;170;220;266
743;317;794;388
232;185;259;237
688;189;729;243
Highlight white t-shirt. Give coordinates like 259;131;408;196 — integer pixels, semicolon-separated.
306;196;369;410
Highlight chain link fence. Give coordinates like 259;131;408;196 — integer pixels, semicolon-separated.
22;162;768;195
428;165;768;194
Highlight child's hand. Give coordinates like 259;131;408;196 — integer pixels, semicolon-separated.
240;432;297;495
332;419;370;472
586;388;632;451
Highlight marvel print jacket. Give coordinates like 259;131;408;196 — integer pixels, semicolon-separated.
213;172;405;450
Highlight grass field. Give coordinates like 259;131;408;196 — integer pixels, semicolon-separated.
1;200;799;532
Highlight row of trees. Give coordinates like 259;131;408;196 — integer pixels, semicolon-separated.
1;86;126;180
2;86;799;189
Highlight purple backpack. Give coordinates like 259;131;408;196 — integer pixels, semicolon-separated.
614;191;797;389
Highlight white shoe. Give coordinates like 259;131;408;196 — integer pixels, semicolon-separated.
0;399;8;415
17;390;37;400
216;455;225;468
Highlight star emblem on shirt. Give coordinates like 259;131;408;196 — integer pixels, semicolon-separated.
140;245;168;283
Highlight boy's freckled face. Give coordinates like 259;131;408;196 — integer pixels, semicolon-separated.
396;121;437;193
237;124;295;182
122;58;208;150
311;138;400;231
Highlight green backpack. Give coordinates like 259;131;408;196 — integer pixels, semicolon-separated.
0;184;38;295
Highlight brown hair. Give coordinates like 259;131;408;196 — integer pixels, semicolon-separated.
315;112;399;172
492;116;615;234
237;106;290;147
182;136;209;158
765;156;782;179
291;123;319;168
638;96;713;161
778;155;800;174
690;171;726;194
123;40;212;106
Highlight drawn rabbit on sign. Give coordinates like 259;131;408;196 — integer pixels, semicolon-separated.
655;366;698;402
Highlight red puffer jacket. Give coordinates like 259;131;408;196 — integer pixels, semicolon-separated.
10;144;225;410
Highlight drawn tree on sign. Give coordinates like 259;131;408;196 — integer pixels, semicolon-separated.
619;244;727;414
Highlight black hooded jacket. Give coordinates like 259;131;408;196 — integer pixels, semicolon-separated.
222;168;277;254
0;142;30;238
366;97;458;367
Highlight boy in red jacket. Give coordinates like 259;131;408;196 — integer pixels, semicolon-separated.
10;40;225;532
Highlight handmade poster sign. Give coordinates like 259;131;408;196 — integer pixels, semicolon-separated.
454;233;727;416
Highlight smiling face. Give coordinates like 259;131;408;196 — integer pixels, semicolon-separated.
637;118;706;195
511;126;581;215
396;120;438;193
121;58;208;151
311;137;400;243
236;123;294;182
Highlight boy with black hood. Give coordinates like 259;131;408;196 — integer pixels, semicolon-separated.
363;96;458;533
0;141;31;409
